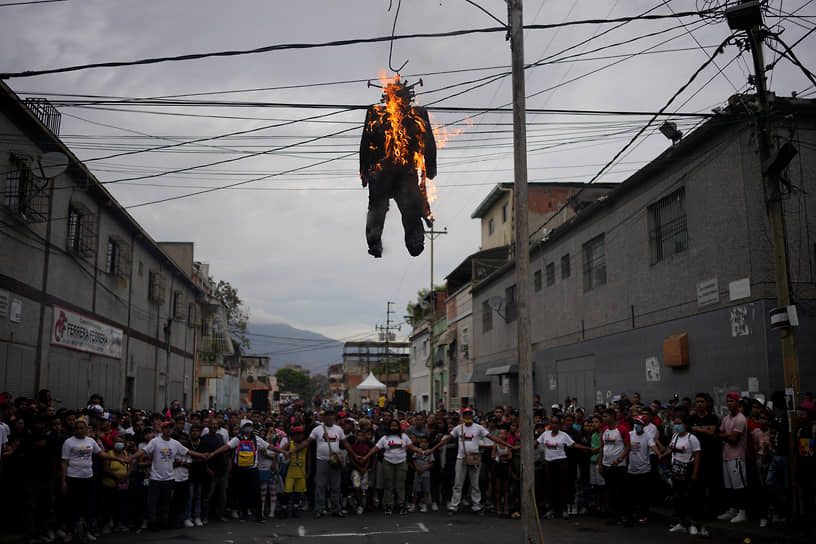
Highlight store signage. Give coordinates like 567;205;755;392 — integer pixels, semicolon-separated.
51;306;123;359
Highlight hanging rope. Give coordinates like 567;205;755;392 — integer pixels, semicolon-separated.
388;0;409;74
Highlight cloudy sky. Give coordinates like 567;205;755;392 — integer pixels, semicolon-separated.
2;0;814;343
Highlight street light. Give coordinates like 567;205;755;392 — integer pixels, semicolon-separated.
725;1;762;31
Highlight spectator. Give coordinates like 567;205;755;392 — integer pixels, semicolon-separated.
717;392;748;524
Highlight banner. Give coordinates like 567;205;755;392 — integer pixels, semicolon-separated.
51;306;123;359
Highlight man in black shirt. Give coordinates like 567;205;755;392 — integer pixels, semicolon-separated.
689;393;721;515
201;417;227;521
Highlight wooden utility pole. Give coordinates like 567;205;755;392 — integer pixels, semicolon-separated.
507;1;536;542
745;25;801;404
425;226;447;412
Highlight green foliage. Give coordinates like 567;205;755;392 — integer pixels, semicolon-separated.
214;280;251;350
405;287;445;327
276;367;312;400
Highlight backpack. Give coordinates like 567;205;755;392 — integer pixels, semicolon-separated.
234;436;257;468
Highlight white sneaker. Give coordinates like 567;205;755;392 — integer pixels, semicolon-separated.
355;506;364;515
420;504;428;513
771;513;785;524
193;518;203;527
183;519;195;528
729;510;747;524
431;502;439;512
689;525;699;536
759;518;768;528
698;527;711;537
717;509;737;521
407;504;416;513
669;523;688;533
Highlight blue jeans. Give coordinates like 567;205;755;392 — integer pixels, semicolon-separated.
186;481;204;520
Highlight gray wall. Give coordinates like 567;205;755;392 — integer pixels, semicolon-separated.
469;107;816;410
0;106;200;411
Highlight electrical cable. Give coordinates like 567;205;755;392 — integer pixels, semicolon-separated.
529;31;736;240
0;10;715;80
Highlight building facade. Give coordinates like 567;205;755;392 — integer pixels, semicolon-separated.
467;96;816;412
0;83;211;411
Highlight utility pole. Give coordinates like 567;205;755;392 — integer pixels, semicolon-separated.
376;302;401;386
507;1;536;543
747;28;801;406
425;225;447;412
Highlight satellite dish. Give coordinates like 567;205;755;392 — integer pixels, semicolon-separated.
488;296;505;311
37;152;69;179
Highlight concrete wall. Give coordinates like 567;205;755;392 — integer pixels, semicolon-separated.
0;105;201;411
409;327;430;411
469;111;816;409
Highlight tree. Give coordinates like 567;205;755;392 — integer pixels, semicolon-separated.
310;373;330;400
214;280;251;350
276;367;312;400
405;287;445;327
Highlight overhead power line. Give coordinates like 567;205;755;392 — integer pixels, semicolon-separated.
0;10;714;79
0;0;67;5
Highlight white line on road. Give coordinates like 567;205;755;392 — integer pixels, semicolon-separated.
298;525;305;537
417;522;429;533
299;530;426;538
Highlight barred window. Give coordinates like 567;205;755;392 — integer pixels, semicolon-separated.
534;270;542;292
546;262;555;286
648;188;687;264
66;204;97;256
4;153;49;222
172;291;185;320
482;300;492;332
502;202;509;223
488;218;495;235
505;284;517;323
148;271;166;304
582;234;606;292
561;254;571;278
105;237;131;279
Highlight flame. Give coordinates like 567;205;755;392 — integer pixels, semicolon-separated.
369;71;473;214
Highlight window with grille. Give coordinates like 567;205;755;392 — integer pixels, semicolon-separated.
173;291;185;320
482;300;492;332
648;188;687;264
561;254;571;278
187;302;197;328
66;204;97;256
546;262;555;286
148;271;166;304
502;202;509;223
582;234;606;292
488;218;494;235
505;284;517;323
4;153;49;222
105;237;131;279
534;270;542;292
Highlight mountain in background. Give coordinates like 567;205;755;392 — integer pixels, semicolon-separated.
245;322;343;375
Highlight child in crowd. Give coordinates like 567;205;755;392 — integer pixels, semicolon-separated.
410;436;433;513
350;429;371;515
284;427;309;518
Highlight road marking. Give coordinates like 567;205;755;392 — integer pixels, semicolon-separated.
298;524;429;538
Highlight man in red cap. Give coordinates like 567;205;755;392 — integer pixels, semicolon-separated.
717;392;748;523
429;407;512;515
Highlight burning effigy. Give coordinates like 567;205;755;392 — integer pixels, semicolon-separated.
359;75;437;258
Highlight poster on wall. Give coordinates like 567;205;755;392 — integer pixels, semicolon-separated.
51;306;123;359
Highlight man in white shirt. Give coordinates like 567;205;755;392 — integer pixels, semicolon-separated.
290;409;355;518
131;421;208;529
431;407;512;514
627;415;660;525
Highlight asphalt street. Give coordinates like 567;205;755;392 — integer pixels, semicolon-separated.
99;511;807;544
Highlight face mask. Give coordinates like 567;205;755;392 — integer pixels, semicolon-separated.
572;423;581;431
634;424;644;433
673;424;685;434
114;442;125;451
463;418;474;424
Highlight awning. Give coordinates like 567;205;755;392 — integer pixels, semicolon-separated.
437;329;456;345
466;366;492;383
455;372;472;384
485;362;519;376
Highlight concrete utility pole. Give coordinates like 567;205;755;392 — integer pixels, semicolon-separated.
507;1;536;542
425;226;447;412
743;21;801;404
376;301;400;385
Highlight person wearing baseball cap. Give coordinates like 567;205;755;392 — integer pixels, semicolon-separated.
626;415;660;525
282;426;309;519
716;392;748;524
429;407;512;515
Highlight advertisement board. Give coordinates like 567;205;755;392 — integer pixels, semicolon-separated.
51;306;123;359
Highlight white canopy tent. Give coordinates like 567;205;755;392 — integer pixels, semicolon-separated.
356;372;387;391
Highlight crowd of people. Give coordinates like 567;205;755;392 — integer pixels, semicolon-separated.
0;388;814;544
